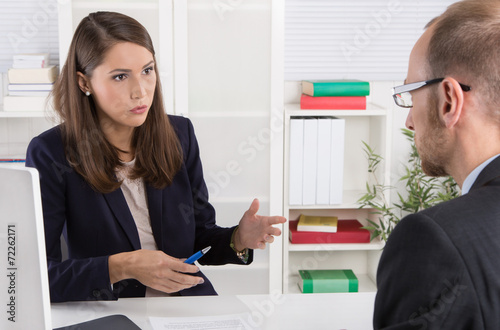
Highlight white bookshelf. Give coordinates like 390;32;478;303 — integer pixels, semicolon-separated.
274;81;393;295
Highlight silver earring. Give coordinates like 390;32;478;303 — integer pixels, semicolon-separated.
85;91;91;96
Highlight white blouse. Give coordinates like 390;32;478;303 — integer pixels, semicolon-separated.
116;160;174;297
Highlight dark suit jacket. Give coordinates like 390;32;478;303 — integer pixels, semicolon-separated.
374;156;500;329
26;115;253;302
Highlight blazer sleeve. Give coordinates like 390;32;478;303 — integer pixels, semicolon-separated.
175;117;253;265
373;213;481;330
26;131;114;302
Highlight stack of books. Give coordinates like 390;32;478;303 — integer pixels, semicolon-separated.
3;53;57;112
289;116;345;205
298;269;358;293
300;80;370;110
289;217;370;244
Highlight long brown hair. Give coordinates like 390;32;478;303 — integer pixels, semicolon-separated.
53;11;182;193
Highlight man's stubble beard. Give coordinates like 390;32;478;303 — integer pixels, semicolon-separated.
417;91;451;177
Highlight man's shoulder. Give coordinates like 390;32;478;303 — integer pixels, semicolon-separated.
393;188;500;252
419;184;500;224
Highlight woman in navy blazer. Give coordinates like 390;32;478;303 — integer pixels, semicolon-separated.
26;12;285;303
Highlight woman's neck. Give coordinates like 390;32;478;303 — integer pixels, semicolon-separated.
99;120;135;162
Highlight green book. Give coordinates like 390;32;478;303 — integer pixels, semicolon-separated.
302;80;370;97
298;269;358;293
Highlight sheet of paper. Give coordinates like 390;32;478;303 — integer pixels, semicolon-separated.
149;313;260;330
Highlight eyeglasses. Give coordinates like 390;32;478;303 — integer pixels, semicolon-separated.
392;78;471;108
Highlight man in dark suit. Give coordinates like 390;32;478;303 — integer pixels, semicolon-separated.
374;0;500;328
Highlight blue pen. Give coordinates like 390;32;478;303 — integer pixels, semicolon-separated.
184;246;211;264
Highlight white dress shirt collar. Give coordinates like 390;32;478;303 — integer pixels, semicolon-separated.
461;154;500;195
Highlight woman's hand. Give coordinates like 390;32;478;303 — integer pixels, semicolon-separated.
108;249;204;293
234;198;287;250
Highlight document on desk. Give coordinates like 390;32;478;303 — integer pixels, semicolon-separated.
150;313;259;330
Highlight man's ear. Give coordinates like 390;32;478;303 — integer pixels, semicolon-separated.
439;77;464;128
76;72;91;95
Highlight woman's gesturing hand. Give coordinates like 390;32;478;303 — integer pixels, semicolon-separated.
235;198;287;250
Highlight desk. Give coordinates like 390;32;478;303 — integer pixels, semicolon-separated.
52;292;375;329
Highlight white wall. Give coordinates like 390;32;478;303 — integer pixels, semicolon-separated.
0;117;54;158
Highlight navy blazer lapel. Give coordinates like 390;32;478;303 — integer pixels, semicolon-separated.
470;155;500;191
103;188;141;250
146;184;164;250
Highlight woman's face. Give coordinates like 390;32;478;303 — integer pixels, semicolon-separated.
78;42;156;135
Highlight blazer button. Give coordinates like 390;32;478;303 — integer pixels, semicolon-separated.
92;290;101;298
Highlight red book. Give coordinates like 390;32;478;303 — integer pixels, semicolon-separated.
289;219;370;244
300;94;366;110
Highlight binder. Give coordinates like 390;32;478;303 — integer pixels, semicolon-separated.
316;118;332;204
302;118;318;205
289;118;304;205
330;118;345;204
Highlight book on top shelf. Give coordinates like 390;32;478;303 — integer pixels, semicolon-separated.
298;269;358;293
8;91;51;97
7;65;58;84
13;53;49;61
289;219;370;244
8;84;53;92
7;55;55;98
297;214;338;233
302;80;370;97
12;53;50;69
300;94;366;110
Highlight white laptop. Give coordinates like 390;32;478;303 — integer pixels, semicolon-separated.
0;165;141;330
0;165;52;329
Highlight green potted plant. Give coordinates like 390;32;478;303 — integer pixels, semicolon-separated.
358;129;460;242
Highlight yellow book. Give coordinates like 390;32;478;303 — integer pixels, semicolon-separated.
297;214;338;233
